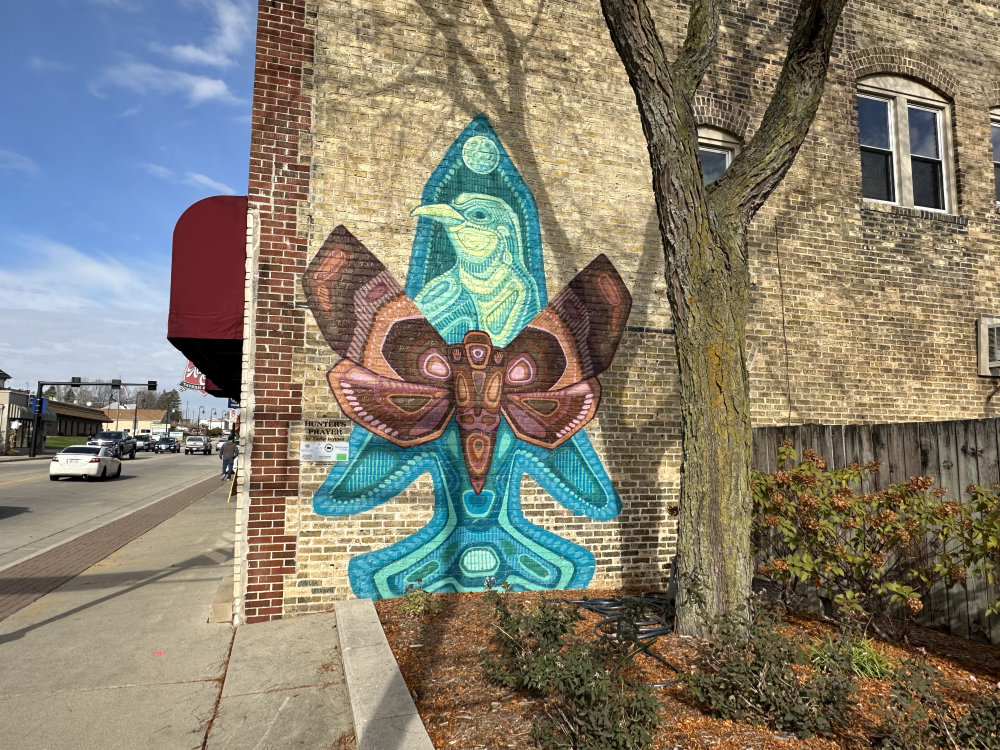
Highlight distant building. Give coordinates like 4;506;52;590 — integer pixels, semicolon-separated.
101;408;168;435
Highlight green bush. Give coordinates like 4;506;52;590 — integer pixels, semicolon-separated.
685;601;855;738
879;656;1000;749
400;581;442;617
752;443;979;639
481;587;660;750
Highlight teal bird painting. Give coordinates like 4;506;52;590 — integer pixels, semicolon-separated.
305;115;631;599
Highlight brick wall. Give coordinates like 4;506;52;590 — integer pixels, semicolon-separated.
242;0;315;623
241;0;1000;618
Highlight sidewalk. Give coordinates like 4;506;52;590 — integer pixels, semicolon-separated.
0;483;356;749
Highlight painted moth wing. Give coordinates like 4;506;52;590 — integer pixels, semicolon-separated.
501;254;631;448
303;226;455;446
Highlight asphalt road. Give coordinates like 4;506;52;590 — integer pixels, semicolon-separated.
0;451;225;571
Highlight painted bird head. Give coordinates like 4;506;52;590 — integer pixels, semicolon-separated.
411;193;523;266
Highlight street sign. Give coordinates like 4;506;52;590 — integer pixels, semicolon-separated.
27;396;47;414
227;398;240;409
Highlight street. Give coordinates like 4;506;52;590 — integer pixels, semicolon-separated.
0;451;225;572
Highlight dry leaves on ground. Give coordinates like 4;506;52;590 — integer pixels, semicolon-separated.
375;589;1000;750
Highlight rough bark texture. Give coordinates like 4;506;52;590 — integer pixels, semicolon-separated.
601;0;847;635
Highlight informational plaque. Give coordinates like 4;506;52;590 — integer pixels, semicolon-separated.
300;440;349;462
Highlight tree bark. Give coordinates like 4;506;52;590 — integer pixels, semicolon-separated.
601;0;846;635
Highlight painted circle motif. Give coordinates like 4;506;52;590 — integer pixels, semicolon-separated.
505;354;537;385
462;136;500;174
468;344;488;364
419;349;452;380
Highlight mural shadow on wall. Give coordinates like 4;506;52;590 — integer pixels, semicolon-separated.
336;0;589;284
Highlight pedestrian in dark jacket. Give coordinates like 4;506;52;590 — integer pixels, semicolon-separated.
220;437;239;480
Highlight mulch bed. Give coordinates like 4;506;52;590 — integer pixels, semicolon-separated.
375;589;1000;750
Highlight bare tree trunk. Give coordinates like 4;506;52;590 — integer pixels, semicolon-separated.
602;0;846;635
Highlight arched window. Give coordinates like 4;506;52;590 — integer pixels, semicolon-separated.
697;126;741;185
857;75;955;212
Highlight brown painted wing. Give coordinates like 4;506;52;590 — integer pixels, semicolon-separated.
303;226;455;446
501;254;631;448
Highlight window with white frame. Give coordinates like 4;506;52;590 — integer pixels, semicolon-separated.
857;75;955;212
991;109;1000;204
697;126;741;185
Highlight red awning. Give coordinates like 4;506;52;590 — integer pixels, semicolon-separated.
168;195;247;400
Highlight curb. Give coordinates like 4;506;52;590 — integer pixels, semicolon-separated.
336;598;434;750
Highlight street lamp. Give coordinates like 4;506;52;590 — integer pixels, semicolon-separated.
198;406;206;430
210;408;217;431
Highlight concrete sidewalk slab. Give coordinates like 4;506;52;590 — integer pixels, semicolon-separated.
207;611;355;749
0;486;236;750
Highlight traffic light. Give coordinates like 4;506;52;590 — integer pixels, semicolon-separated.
147;380;157;391
71;376;81;388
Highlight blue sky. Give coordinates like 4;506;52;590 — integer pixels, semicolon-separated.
0;0;254;417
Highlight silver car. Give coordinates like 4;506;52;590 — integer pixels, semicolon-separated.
50;445;122;481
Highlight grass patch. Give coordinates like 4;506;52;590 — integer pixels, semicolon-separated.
45;436;88;449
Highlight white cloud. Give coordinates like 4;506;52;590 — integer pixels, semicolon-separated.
143;163;175;180
0;234;166;313
91;60;241;106
183;172;236;194
27;56;70;72
157;0;254;69
0;149;40;176
0;235;229;412
141;163;236;194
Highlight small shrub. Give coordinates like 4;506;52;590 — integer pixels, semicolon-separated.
752;443;976;639
400;581;442;617
879;657;1000;749
685;601;855;738
481;589;660;750
808;633;894;679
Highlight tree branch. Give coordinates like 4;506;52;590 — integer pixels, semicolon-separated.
712;0;847;225
600;0;673;120
672;0;723;99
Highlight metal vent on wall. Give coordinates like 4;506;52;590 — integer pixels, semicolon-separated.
977;315;1000;376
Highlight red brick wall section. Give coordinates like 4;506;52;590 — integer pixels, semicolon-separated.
245;0;314;623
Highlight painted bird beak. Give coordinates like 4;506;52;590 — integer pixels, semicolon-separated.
411;203;463;227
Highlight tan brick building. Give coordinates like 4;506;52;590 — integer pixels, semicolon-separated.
224;0;1000;623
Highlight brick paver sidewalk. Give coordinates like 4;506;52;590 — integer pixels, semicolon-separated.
0;475;222;622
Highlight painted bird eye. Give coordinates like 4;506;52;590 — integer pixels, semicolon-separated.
471;210;487;221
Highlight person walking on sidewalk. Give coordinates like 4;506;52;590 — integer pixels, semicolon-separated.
220;436;239;480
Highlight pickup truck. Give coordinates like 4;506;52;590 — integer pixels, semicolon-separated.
184;435;211;455
87;430;137;459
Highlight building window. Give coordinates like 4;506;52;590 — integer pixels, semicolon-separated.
857;75;954;212
991;112;1000;204
697;126;741;185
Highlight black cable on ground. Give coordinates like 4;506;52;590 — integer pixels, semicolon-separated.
563;592;685;687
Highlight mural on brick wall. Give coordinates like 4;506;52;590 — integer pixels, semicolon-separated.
303;115;632;599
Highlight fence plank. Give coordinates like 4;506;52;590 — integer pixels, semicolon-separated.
858;424;875;494
887;423;907;486
975;419;1000;644
831;424;846;470
965;420;996;644
871;424;891;491
919;421;948;631
901;423;920;480
938;421;970;639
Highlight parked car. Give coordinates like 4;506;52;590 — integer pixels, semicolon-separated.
87;430;137;459
215;436;239;452
50;445;122;481
184;435;211;455
134;434;153;451
153;437;180;453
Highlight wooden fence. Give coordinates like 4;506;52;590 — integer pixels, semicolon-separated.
752;419;1000;645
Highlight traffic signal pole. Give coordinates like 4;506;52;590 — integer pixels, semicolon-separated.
28;378;157;458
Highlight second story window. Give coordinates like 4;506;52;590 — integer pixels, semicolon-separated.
991;112;1000;204
857;75;954;212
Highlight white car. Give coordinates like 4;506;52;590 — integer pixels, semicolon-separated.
50;445;122;481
